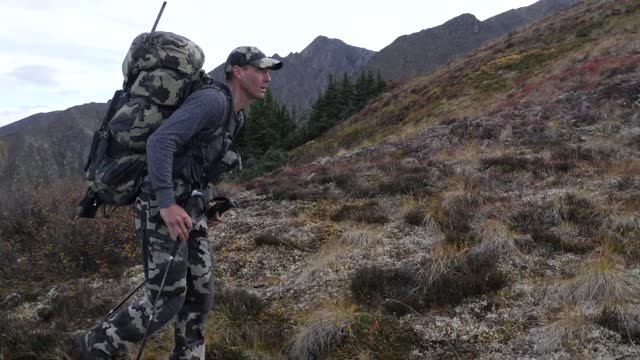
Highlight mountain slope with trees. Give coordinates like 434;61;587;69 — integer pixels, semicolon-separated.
209;35;376;120
0;0;580;203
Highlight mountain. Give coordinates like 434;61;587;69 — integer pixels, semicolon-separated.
0;103;105;205
366;0;580;81
209;35;376;118
0;0;583;203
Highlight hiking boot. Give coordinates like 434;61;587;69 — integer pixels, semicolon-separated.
71;333;110;360
72;332;112;360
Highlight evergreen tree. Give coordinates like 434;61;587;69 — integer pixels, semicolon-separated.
338;72;354;119
234;89;296;174
292;70;387;149
375;70;387;95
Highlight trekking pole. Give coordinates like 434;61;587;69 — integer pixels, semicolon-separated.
135;239;181;360
97;279;147;325
151;1;167;32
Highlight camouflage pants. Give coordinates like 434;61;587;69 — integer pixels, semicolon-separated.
83;186;213;359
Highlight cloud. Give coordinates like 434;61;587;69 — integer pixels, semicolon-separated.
7;65;59;86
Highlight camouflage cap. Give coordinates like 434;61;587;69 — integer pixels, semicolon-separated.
224;46;283;75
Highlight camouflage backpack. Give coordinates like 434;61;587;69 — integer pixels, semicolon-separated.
77;31;227;218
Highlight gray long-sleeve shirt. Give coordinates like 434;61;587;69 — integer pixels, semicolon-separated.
146;87;230;208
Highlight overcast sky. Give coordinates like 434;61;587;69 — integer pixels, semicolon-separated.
0;0;539;127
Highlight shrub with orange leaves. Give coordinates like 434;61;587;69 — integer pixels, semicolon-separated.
0;180;138;280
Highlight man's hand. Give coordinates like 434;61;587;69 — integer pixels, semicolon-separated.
160;204;192;241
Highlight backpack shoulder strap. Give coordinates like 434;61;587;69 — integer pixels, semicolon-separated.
206;82;239;137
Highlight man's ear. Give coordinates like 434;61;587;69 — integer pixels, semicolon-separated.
232;65;244;79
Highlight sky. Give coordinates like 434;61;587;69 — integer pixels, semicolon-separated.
0;0;539;127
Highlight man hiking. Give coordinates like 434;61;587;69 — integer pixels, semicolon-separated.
73;46;282;359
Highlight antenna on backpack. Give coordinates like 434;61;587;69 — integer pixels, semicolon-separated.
151;1;167;32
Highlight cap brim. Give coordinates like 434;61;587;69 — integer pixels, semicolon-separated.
252;57;283;70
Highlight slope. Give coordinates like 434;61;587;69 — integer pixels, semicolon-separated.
217;0;640;357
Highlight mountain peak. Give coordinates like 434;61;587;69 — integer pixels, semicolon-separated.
303;36;347;52
447;13;480;23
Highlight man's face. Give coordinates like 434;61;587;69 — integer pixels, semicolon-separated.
236;65;272;100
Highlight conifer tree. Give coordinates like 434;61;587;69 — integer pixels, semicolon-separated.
294;70;387;146
234;89;296;173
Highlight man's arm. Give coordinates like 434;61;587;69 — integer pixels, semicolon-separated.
146;88;228;240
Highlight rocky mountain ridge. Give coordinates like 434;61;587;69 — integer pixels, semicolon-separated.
366;0;580;81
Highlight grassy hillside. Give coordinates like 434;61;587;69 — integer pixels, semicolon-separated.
1;0;639;358
235;0;640;357
291;0;638;163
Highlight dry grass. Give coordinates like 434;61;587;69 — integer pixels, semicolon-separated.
602;211;640;259
204;287;287;358
350;234;509;314
293;239;349;288
544;245;638;314
403;207;428;226
338;229;382;248
288;301;418;359
429;191;483;247
414;239;508;308
510;192;609;253
288;302;358;360
527;308;592;355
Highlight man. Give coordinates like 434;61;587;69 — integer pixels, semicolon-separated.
74;46;282;359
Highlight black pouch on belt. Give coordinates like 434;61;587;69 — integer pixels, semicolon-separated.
206;196;238;219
